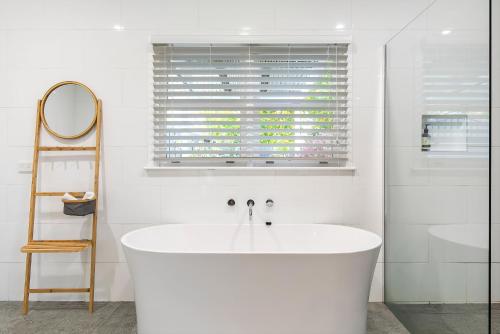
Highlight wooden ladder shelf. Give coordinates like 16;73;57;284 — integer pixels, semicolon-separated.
21;82;102;314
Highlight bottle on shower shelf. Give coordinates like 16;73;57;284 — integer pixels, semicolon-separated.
421;123;431;152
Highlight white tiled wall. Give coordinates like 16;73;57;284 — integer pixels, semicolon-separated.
0;0;433;302
385;0;492;304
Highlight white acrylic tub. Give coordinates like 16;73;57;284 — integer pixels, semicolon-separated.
122;224;382;334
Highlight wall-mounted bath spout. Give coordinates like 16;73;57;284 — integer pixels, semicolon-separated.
247;199;255;217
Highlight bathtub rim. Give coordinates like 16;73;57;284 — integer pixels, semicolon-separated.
121;223;382;256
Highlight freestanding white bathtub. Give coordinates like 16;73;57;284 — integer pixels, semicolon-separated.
122;224;382;334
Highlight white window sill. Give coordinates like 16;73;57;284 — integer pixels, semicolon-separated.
144;166;356;172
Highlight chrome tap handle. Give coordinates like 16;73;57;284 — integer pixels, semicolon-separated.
227;199;235;207
247;199;255;217
265;199;274;208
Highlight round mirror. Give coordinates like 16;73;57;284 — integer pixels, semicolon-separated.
41;82;98;139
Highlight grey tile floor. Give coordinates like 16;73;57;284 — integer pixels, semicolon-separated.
388;303;496;334
0;301;409;334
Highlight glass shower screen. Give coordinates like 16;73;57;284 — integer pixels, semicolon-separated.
384;0;491;332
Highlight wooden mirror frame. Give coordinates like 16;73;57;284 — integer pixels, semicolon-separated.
40;81;99;139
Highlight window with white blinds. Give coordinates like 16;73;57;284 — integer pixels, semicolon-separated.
152;43;351;167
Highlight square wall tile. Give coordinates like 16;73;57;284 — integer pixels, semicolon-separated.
122;70;150;108
386;262;466;303
385;68;419;147
7;263;24;301
82;31;150;70
352;0;430;30
426;263;466;303
121;0;199;32
388;185;467;225
101;147;125;193
492;263;500;302
200;0;275;32
275;0;351;31
0;109;7;146
493;71;500;110
494;0;500;72
3;148;33;186
102;108;148;147
386;224;428;262
96;223;123;263
466;186;489;224
369;263;383;302
386;30;427;70
351;30;395;69
427;158;489;187
6;185;30;224
95;263;134;301
6;108;35;147
105;185;161;224
43;0;120;30
0;264;8;300
429;224;488;263
493;108;500;147
385;263;429;302
0;186;7;223
6;31;85;70
466;263;488;303
493;148;500;224
387;147;428;186
426;0;489;32
0;223;28;263
352;69;383;108
491;224;500;262
0;1;44;29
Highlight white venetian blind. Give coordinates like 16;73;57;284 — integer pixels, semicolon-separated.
152;43;351;167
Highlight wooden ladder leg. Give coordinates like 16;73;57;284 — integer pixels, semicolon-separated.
22;101;41;315
89;103;101;314
88;242;96;313
22;253;32;314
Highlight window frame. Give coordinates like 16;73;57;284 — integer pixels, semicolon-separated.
146;35;355;171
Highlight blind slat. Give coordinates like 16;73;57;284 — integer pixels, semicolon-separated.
153;106;349;111
156;92;349;98
161;77;349;83
155;135;347;141
154;113;347;119
153;99;350;105
154;128;348;135
157;119;346;124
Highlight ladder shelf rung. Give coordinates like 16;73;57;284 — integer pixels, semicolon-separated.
35;192;86;197
21;240;92;253
29;288;90;293
38;146;96;151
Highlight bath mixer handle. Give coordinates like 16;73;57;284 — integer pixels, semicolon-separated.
266;199;274;208
227;199;235;207
247;199;255;217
